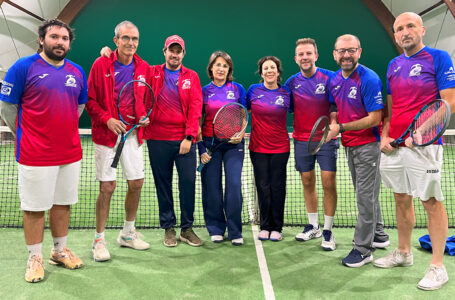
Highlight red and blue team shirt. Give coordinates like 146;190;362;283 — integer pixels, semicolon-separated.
246;83;291;153
0;53;88;166
387;46;455;143
329;64;383;147
201;81;246;137
114;60;135;130
148;68;185;140
285;68;334;141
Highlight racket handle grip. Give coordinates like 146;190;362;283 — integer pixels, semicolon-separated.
389;140;399;148
197;162;206;173
111;141;125;168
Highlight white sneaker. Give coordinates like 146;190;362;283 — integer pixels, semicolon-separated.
295;224;322;241
373;249;413;268
231;238;244;246
321;230;336;251
92;240;110;262
117;229;150;250
417;264;449;290
210;235;223;243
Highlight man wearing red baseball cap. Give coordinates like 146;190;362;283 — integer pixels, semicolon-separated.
143;35;203;247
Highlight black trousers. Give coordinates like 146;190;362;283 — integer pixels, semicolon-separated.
250;151;289;232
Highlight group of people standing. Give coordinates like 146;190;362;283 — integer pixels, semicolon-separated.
0;12;454;291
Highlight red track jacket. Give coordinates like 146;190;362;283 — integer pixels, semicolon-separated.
143;63;202;141
86;51;150;147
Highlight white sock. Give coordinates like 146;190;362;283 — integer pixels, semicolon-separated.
122;220;135;234
308;213;319;227
94;231;105;242
27;243;42;258
324;215;334;231
53;236;67;252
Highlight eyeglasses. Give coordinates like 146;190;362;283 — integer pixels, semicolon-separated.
334;48;358;55
119;35;139;43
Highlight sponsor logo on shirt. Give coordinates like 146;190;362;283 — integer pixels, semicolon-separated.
226;90;235;100
334;85;340;91
0;81;13;96
294;84;301;89
208;93;215;98
374;91;383;105
114;72;120;77
182;79;191;89
257;94;264;98
275;95;285;106
409;64;422;77
427;169;439;174
445;67;454;74
105;74;111;77
315;83;325;95
38;73;49;79
393;66;401;73
348;86;357;99
64;74;77;88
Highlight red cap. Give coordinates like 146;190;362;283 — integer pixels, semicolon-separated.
164;35;185;51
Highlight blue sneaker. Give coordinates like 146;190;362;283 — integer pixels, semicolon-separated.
321;230;336;251
295;224;322;241
342;249;373;268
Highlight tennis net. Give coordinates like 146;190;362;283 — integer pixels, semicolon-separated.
1;126;454;229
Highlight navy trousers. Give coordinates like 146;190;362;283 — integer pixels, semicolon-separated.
147;140;196;230
201;138;244;240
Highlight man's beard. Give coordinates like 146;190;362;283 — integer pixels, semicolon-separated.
43;44;68;61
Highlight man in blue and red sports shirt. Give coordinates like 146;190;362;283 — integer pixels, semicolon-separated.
143;35;203;247
284;38;338;251
374;12;455;291
327;34;389;268
0;19;86;283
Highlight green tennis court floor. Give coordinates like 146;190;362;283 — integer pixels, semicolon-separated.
1;227;454;300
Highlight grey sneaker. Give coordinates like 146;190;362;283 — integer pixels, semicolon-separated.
117;229;150;250
164;228;177;247
417;264;449;290
373;249;413;268
179;227;202;247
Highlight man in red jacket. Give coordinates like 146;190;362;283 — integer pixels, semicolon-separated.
143;35;203;247
86;21;151;262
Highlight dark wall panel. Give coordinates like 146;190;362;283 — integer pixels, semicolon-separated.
68;0;398;128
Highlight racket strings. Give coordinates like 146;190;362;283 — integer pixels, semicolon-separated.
414;101;448;144
213;106;247;139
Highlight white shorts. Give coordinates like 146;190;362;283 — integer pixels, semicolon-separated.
380;145;443;201
95;130;144;181
18;160;81;211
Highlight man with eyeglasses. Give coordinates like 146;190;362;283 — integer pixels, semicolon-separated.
86;20;151;262
326;34;389;268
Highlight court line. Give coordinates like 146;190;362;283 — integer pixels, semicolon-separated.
251;224;275;300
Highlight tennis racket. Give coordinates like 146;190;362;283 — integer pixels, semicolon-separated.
307;115;330;155
197;102;248;172
390;99;451;148
111;79;155;168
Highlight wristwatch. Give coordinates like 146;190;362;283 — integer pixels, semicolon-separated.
185;135;194;141
339;123;345;133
